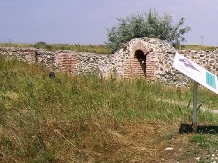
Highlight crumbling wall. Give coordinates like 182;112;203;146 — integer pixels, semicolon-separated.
0;37;218;87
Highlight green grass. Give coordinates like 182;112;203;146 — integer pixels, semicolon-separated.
1;43;217;55
1;54;218;162
180;44;216;51
0;42;113;54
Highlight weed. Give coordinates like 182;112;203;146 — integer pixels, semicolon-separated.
1;54;218;162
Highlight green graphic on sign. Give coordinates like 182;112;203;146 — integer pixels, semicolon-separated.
206;71;216;89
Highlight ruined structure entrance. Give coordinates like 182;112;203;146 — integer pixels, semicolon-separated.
134;50;146;77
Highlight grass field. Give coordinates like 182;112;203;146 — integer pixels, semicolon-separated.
0;42;216;54
0;42;113;54
1;53;218;162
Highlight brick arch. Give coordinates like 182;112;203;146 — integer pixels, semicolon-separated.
128;41;148;78
130;40;150;58
127;40;155;79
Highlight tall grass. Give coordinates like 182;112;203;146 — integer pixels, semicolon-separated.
1;54;218;162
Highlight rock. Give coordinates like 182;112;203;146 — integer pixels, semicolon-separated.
165;147;174;151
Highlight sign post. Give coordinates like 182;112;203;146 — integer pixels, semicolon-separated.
173;52;218;133
193;81;198;133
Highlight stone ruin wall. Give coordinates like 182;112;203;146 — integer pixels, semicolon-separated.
0;37;218;87
0;47;118;77
116;37;218;86
156;49;218;86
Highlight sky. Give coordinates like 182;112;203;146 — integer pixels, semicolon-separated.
0;0;218;46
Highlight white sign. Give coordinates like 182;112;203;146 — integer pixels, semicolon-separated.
173;52;218;94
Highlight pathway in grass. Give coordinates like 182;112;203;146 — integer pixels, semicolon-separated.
157;98;218;114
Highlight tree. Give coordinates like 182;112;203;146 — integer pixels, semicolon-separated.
105;9;192;53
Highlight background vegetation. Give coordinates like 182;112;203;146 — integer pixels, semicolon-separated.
1;54;218;162
0;42;216;54
105;9;192;52
0;42;113;54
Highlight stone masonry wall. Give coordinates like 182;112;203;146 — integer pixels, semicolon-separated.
155;49;218;86
0;37;218;87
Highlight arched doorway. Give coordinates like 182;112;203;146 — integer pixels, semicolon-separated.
134;50;146;77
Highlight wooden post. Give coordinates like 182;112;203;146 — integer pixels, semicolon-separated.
193;81;198;133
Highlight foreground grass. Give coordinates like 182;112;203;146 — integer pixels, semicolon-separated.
1;54;218;162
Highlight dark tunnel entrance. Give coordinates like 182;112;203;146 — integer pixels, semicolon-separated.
135;50;146;77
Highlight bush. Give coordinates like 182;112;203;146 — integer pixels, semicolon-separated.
105;9;192;52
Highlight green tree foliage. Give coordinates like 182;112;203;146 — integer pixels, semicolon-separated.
105;9;192;52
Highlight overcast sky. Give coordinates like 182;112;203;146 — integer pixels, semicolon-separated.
0;0;217;46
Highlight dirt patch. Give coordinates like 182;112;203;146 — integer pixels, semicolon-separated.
69;120;201;162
